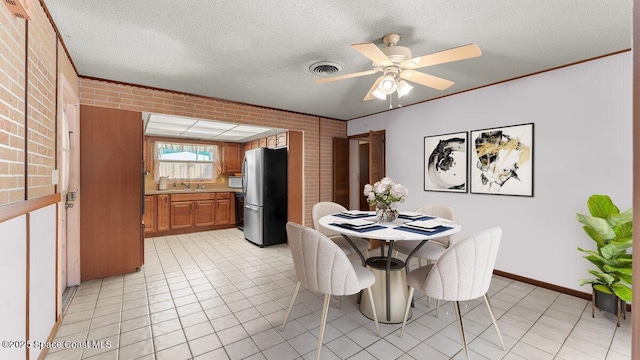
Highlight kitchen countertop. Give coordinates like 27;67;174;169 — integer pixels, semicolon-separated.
145;188;242;195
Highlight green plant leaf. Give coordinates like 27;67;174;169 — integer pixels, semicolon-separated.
616;258;633;266
600;243;630;260
613;221;633;242
578;195;633;292
611;284;633;302
579;253;606;271
617;273;633;285
588;270;615;284
608;208;633;226
593;284;614;294
578;279;596;286
580;226;607;248
587;195;619;218
576;214;615;242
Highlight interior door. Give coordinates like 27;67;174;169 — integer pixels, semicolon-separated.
59;110;70;293
359;142;369;210
333;137;349;208
368;130;385;197
80;105;143;281
367;130;385;250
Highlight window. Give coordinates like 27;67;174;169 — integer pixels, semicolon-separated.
155;141;222;181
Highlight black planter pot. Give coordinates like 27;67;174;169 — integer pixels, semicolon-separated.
592;286;626;327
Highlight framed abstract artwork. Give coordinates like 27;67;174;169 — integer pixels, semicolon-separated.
470;123;534;196
423;131;468;193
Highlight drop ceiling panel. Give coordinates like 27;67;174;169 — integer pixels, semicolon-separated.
144;113;280;142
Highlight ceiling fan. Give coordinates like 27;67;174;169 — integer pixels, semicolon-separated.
316;33;481;101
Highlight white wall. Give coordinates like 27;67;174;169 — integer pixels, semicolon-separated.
29;205;57;360
0;216;27;360
348;53;632;293
0;203;58;360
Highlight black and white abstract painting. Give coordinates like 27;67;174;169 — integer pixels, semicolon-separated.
424;132;468;193
470;123;534;196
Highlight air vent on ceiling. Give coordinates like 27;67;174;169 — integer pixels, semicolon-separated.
309;61;342;76
3;0;31;19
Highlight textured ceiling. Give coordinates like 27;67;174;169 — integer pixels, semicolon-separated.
45;0;631;121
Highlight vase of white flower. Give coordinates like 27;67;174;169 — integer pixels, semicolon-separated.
363;177;408;223
375;203;399;222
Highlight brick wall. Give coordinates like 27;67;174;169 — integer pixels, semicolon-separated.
0;4;26;204
78;79;346;225
26;2;57;199
0;1;67;205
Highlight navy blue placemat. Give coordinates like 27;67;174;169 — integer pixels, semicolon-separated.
398;215;435;221
395;225;453;236
330;222;386;233
333;213;372;219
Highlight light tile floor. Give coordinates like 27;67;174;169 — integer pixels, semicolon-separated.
45;229;632;360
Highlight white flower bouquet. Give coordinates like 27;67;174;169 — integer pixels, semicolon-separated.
363;177;408;210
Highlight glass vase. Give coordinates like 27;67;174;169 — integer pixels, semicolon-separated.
375;203;398;223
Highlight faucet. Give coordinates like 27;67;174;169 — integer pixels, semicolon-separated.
181;182;191;190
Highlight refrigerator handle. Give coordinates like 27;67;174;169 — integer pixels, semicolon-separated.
245;204;259;211
242;157;248;195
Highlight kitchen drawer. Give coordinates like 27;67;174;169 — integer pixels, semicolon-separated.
215;192;230;200
171;193;215;202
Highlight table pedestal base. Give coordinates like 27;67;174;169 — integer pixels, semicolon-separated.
360;257;411;324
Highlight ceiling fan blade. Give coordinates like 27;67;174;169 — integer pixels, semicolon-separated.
363;76;385;101
351;43;393;66
400;70;454;91
314;69;379;84
401;44;482;69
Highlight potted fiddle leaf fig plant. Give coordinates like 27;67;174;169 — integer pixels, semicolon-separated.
576;194;632;326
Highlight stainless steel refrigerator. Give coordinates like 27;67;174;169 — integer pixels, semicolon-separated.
242;147;288;247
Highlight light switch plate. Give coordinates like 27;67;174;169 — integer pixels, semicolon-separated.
52;169;59;185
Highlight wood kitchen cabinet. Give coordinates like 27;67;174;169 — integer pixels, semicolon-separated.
244;142;253;153
276;132;288;148
143;196;156;233
144;192;236;237
169;192;227;229
258;138;267;148
224;143;242;173
157;194;170;231
266;135;277;148
215;192;231;225
195;200;215;227
171;201;193;229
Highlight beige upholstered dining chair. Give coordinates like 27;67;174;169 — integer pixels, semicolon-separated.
282;222;380;360
394;204;457;311
393;204;457;266
312;202;371;258
400;227;505;360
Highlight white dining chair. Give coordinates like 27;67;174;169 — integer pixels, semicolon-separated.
394;204;456;311
282;222;380;360
400;227;505;360
393;204;457;266
312;202;371;259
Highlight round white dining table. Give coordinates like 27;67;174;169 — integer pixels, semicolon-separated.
318;211;461;323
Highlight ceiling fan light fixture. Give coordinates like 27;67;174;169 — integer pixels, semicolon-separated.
372;88;387;100
397;80;413;97
403;59;418;68
378;74;397;94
